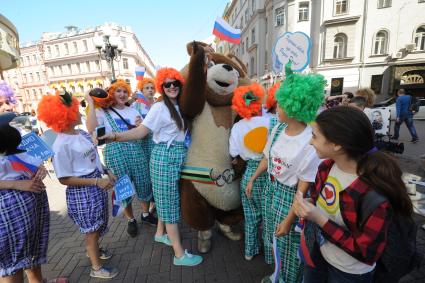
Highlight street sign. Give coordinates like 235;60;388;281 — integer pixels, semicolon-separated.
272;31;311;73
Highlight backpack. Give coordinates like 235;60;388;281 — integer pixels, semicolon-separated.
359;191;423;283
409;95;420;113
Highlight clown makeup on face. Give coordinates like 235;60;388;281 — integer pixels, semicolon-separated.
142;83;155;103
113;87;129;108
162;78;181;102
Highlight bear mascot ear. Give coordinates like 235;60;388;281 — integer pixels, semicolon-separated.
180;41;208;119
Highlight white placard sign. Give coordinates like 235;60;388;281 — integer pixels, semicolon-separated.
272;31;311;73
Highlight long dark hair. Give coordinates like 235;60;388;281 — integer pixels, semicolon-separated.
161;86;188;131
315;106;413;216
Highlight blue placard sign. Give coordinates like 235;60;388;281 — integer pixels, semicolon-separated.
114;175;135;202
272;31;311;73
18;132;54;161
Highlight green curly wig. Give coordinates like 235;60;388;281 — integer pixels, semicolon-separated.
276;62;326;123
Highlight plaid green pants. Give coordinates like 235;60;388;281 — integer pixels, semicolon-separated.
269;180;302;283
240;159;267;257
150;142;186;224
262;177;274;264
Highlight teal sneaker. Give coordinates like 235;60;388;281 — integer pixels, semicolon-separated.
154;234;172;246
173;250;203;266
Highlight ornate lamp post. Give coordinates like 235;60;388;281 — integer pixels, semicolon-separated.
93;27;123;81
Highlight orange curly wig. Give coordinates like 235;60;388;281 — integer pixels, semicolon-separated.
137;77;156;92
108;79;132;104
232;83;265;119
266;82;280;110
37;92;80;133
155;68;185;95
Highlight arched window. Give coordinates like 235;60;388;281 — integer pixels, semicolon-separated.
374;30;388;55
333;33;347;59
415;25;425;51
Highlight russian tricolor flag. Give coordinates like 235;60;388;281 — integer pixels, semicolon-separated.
135;66;145;80
213;17;241;44
7;155;38;176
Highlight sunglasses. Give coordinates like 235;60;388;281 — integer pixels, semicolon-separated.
163;81;181;89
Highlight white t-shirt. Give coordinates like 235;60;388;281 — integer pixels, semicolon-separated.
52;132;103;178
263;124;320;187
142;101;185;145
0;152;42;180
317;164;375;274
229;116;269;161
95;107;141;134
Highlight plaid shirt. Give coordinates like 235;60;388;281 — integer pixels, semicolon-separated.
311;159;392;265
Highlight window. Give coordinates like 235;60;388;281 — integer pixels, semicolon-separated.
370;75;383;94
49;67;54;76
241;17;243;29
26;56;30;66
377;0;391;8
64;43;69;55
47;46;51;58
415;26;425;51
58;65;63;76
33;54;37;64
76;63;81;74
36;72;40;81
38;88;42;95
120;36;127;49
123;58;129;70
250;57;255;76
23;74;27;83
29;73;33;82
335;0;348;15
246;37;249;51
265;17;268;34
73;41;78;53
67;64;72;74
373;31;388;55
251;0;256;12
55;45;60;56
95;60;100;71
333;33;347;58
86;61;90;72
298;2;309;21
242;41;245;54
83;40;88;52
275;7;284;26
251;28;255;44
245;9;249;24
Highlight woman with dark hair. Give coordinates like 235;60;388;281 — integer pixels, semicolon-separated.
295;106;413;282
100;68;203;266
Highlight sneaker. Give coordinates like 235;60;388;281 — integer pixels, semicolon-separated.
173;250;203;266
245;255;253;261
90;266;119;279
410;138;419;144
85;248;113;260
141;213;158;226
154;234;172;246
127;219;138;238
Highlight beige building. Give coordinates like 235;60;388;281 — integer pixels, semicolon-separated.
217;0;425;100
4;23;156;112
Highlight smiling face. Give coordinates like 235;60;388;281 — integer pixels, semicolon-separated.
113;87;129;106
310;123;340;160
206;63;239;96
162;78;181;101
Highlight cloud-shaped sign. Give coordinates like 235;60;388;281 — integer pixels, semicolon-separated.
272;31;311;73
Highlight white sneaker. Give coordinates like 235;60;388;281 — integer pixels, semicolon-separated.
245;255;253;261
90;266;119;279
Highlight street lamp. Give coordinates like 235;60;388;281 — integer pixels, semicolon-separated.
93;27;123;81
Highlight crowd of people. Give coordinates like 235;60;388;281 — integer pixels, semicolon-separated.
0;60;419;283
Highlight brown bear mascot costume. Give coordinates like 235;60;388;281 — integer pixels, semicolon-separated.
179;41;250;253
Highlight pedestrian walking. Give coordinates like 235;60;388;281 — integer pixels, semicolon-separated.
100;68;203;266
392;89;419;143
86;80;157;238
247;63;325;283
38;91;119;279
297;106;413;283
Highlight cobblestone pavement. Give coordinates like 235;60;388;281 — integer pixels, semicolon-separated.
32;121;425;282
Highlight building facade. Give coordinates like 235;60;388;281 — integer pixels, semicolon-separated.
4;23;156;112
217;0;425;100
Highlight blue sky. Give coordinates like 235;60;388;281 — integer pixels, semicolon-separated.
1;0;229;69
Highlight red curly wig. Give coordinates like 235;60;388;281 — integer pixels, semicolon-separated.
108;79;132;104
137;77;156;92
155;68;185;95
37;92;80;133
266;82;280;111
232;83;265;119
